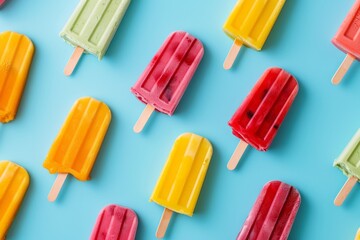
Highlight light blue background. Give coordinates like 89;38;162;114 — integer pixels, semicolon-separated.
1;0;360;239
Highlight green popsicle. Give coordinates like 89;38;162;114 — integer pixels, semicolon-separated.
333;129;360;206
60;0;131;75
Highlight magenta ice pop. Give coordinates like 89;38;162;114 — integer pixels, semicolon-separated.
131;31;204;133
90;204;138;240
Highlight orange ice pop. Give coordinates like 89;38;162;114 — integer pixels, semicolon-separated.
0;31;34;123
0;161;30;240
43;97;111;202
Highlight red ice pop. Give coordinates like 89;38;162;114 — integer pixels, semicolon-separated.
236;181;301;240
227;68;298;170
90;204;138;240
131;31;204;133
0;0;5;7
332;0;360;85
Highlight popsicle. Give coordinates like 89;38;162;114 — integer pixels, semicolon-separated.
236;181;301;240
223;0;286;69
356;229;360;240
131;31;204;133
0;0;5;7
0;161;30;240
331;0;360;85
333;129;360;206
43;97;111;202
90;204;138;240
61;0;131;76
150;133;212;238
0;31;34;123
227;68;298;170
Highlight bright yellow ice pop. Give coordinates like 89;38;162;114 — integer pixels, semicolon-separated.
0;161;30;240
223;0;286;69
43;97;111;202
355;229;360;240
0;31;34;123
150;133;213;238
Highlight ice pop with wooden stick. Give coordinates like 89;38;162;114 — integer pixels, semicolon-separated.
131;31;204;133
227;68;298;170
43;97;111;202
150;133;212;238
223;0;286;70
334;129;360;206
331;0;360;85
60;0;131;76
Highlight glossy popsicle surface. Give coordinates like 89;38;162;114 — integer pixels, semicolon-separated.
43;97;111;181
60;0;131;60
90;205;138;240
131;31;204;116
0;161;30;240
237;181;301;240
229;68;298;151
0;31;34;123
151;133;212;216
223;0;286;50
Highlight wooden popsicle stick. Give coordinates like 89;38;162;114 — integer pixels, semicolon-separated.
227;141;248;170
64;47;84;76
133;104;155;133
334;176;358;206
156;208;173;239
223;39;243;70
48;173;68;202
332;54;355;85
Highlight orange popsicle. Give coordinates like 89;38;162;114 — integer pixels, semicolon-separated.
0;31;34;123
0;161;30;240
43;97;111;202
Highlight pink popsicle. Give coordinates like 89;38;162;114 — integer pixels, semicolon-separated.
331;0;360;84
131;31;204;133
237;181;301;240
90;204;138;240
0;0;5;7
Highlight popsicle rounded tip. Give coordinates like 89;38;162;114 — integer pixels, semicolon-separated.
223;62;232;70
333;199;342;206
47;194;57;202
133;125;143;134
155;232;165;239
227;162;236;171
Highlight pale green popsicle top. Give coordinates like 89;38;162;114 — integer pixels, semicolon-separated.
60;0;130;60
334;129;360;180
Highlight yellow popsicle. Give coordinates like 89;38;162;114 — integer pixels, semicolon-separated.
151;133;213;238
0;31;34;123
0;161;30;240
223;0;285;69
43;97;111;201
356;229;360;240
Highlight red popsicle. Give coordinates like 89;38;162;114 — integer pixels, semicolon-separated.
332;0;360;85
0;0;5;7
236;181;301;240
90;204;138;240
227;68;298;170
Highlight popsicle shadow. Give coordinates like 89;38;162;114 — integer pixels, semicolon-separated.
6;163;31;238
334;60;360;88
89;101;120;182
105;0;138;60
287;188;309;240
195;141;221;215
340;182;360;207
268;77;304;151
175;41;210;115
263;0;298;50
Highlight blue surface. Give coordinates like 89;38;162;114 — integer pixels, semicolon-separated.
1;0;360;239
